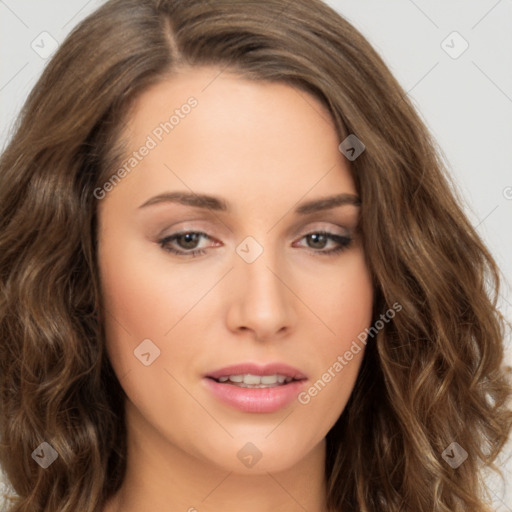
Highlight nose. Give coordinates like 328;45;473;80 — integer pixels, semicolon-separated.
225;245;297;341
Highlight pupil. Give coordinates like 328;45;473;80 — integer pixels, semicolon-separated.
179;233;199;249
308;233;327;249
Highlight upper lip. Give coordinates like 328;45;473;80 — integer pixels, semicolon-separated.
205;362;308;380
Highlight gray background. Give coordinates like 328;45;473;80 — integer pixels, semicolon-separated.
0;0;511;509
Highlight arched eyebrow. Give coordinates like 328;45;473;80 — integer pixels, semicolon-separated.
138;192;360;214
294;193;360;214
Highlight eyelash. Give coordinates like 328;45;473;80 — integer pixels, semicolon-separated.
158;230;353;258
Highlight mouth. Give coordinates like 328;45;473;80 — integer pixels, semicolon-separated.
203;362;308;413
206;373;305;388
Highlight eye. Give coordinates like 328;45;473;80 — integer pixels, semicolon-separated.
158;231;212;257
294;231;353;256
158;230;353;258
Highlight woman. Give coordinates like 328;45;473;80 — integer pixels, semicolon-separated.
0;0;510;511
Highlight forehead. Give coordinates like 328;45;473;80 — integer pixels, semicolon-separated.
100;66;356;214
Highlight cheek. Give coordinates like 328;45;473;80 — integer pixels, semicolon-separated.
97;236;207;430
297;251;373;421
312;249;374;341
98;223;216;339
97;229;187;381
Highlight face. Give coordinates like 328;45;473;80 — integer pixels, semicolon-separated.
97;66;374;475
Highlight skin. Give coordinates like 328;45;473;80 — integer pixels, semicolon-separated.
98;66;374;512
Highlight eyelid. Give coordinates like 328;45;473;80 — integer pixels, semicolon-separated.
157;221;352;243
296;222;351;236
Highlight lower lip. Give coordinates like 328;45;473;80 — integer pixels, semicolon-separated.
203;378;307;413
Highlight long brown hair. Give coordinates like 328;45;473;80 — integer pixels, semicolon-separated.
1;1;511;510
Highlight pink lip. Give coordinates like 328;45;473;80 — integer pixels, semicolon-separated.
204;362;307;380
203;378;307;413
203;362;308;413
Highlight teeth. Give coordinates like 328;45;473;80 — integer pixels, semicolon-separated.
245;374;264;385
215;374;295;386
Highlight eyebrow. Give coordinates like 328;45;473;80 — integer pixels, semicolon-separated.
138;191;360;214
